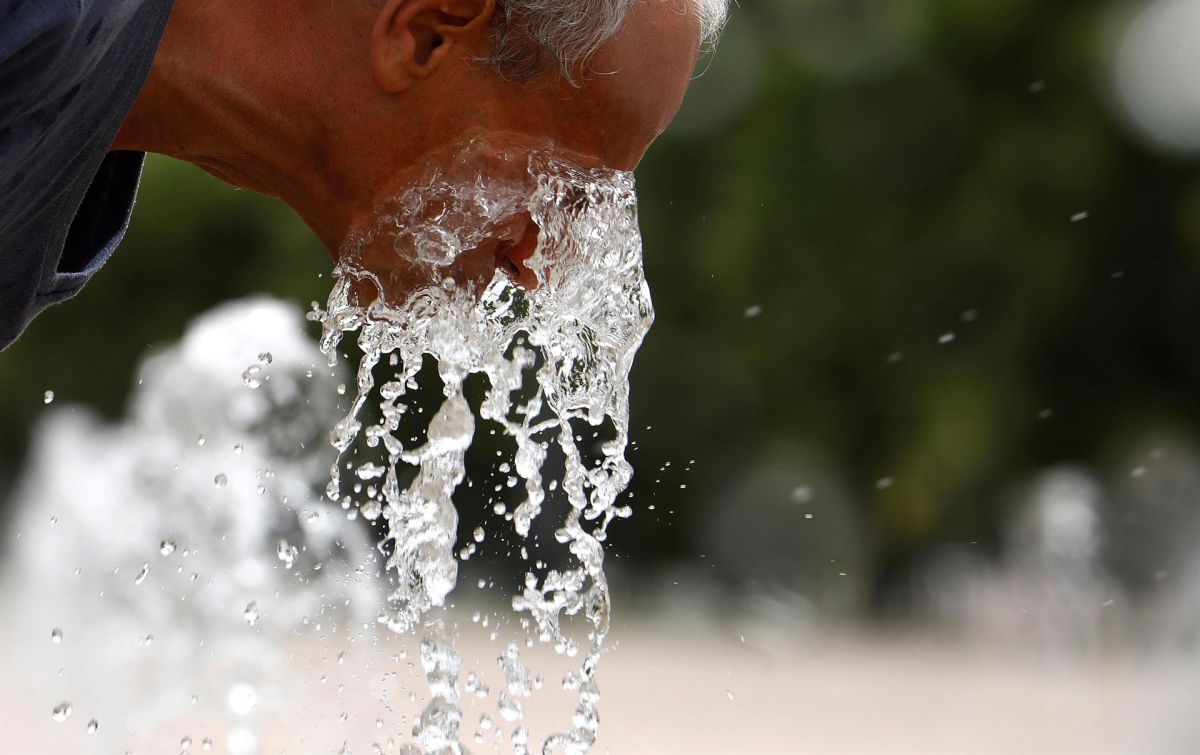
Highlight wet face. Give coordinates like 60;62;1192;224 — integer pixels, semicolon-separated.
351;0;702;303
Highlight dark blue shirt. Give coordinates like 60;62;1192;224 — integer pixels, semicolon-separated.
0;0;174;349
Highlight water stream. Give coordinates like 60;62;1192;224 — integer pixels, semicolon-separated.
310;140;653;753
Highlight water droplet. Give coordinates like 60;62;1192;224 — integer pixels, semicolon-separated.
86;718;98;734
938;332;956;345
497;692;523;721
276;539;298;570
160;538;177;556
726;689;735;700
214;473;228;488
50;627;63;643
257;352;273;365
1070;211;1089;223
243;601;259;626
202;737;214;750
790;486;812;504
355;462;386;480
241;364;262;389
51;701;71;722
197;434;207;446
181;735;192;750
743;304;763;318
134;563;149;585
473;526;485;543
875;477;895;491
42;390;55;404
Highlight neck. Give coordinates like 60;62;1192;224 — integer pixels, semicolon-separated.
115;0;384;251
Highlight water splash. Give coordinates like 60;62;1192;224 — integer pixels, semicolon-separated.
1;298;381;753
311;140;653;752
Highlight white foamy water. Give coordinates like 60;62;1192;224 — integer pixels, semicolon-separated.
312;140;653;753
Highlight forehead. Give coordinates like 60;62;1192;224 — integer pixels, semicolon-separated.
548;0;702;169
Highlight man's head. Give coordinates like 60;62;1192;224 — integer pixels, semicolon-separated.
339;0;726;296
365;0;727;171
119;0;727;286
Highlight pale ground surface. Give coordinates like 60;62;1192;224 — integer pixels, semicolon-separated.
3;615;1197;755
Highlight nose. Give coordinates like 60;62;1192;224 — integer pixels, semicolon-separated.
449;212;542;293
495;213;540;290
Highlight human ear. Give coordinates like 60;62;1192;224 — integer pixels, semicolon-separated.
371;0;496;93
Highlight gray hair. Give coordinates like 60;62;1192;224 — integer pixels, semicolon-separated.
484;0;730;84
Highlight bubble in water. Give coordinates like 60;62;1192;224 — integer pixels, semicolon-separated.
202;738;214;751
50;627;63;643
214;473;228;488
181;735;192;750
160;538;177;556
43;390;54;404
51;701;71;722
257;351;273;365
134;563;149;585
86;718;99;734
243;601;259;626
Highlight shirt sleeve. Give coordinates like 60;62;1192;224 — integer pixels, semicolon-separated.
0;0;80;129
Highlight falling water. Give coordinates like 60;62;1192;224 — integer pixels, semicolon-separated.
311;139;653;753
0;299;381;754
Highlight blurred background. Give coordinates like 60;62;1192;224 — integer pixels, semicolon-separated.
4;0;1200;752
